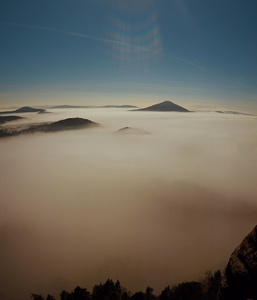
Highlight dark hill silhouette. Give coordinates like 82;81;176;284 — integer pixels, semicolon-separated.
26;117;99;133
51;105;91;109
0;116;23;124
45;117;98;131
136;101;189;112
0;106;45;114
15;106;45;113
116;126;150;135
0;117;99;138
99;105;137;108
51;104;138;109
216;110;254;116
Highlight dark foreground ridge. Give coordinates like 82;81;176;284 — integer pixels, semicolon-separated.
0;106;46;114
0;117;98;137
29;225;257;300
0;115;23;124
31;273;222;300
136;101;190;112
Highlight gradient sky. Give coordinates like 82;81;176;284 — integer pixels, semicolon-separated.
1;0;257;111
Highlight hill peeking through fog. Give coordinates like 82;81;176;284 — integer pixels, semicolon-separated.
0;106;257;300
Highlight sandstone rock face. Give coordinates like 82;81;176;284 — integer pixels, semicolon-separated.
219;225;257;300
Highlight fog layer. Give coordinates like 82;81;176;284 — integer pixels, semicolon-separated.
1;109;257;299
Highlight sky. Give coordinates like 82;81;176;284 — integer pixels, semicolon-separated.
1;0;257;110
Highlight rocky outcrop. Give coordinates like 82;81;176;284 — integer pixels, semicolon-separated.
219;225;257;300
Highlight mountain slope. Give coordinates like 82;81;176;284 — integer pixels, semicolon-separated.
137;101;189;112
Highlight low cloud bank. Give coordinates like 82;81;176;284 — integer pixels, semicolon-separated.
0;109;257;299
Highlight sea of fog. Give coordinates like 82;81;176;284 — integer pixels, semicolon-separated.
1;108;257;299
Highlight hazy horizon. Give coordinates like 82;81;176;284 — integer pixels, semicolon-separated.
1;108;257;299
0;100;256;116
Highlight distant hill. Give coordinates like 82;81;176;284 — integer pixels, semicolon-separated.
0;117;99;138
136;101;189;112
51;105;138;109
216;110;254;116
116;126;150;135
25;117;99;133
43;117;98;132
51;105;91;109
99;105;138;108
0;116;23;124
0;106;45;114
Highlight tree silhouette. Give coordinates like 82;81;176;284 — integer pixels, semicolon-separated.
145;286;155;300
172;281;202;300
60;290;72;300
121;291;130;300
159;285;173;300
31;294;44;300
30;270;223;300
46;294;56;300
91;278;122;300
202;270;221;300
131;291;145;300
71;286;90;300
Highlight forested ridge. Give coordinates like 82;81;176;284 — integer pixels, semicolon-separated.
31;270;221;300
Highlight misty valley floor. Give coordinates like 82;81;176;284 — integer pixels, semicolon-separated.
1;108;257;300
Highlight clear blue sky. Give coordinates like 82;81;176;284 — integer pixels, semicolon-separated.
1;0;257;111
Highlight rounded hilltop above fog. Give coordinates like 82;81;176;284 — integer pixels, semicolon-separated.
25;117;99;133
116;126;150;135
0;106;46;114
46;117;98;131
0;115;24;124
136;100;190;112
0;117;99;138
